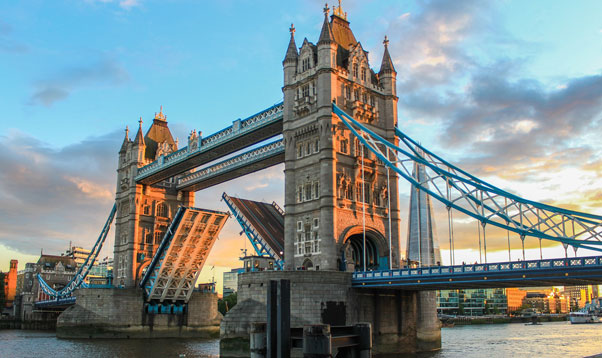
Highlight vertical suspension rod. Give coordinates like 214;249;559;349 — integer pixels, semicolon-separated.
361;144;366;272
386;164;393;270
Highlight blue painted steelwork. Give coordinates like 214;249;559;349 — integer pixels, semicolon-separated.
177;139;284;190
222;193;284;269
34;296;76;308
332;104;602;253
136;102;284;181
352;255;602;289
37;204;117;300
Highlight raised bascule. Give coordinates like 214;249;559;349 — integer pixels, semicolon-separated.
40;2;602;355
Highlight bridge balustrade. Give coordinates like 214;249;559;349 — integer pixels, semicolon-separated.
353;256;602;281
136;103;284;181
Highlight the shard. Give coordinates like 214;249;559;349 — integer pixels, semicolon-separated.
406;159;441;266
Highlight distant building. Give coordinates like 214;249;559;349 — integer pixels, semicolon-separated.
223;268;243;298
506;288;528;313
563;285;598;310
3;260;18;308
64;245;94;267
87;257;113;286
437;288;507;316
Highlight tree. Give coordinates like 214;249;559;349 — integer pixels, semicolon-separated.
218;293;237;315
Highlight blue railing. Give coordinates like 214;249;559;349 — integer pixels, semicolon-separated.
353;255;602;282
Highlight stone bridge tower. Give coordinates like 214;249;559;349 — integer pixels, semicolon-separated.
114;109;194;288
282;4;401;271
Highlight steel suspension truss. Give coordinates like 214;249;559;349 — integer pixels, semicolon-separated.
37;203;117;299
332;104;602;255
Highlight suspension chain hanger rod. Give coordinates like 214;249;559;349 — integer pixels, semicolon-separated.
332;103;602;253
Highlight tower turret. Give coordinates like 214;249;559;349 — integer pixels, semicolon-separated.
379;36;397;97
283;24;298;87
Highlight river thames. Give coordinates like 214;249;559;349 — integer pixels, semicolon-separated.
1;321;600;357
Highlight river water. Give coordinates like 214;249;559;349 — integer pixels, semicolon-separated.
1;322;600;358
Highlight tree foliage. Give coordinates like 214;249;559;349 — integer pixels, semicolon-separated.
218;293;237;316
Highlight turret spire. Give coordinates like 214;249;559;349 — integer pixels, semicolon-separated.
318;4;335;45
119;125;130;153
134;117;145;146
283;23;299;63
379;35;396;74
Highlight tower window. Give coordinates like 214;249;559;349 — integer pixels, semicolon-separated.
305;183;312;201
313;218;319;229
370;96;375;106
313;181;319;199
345;86;351;99
297;221;303;232
297;144;304;158
362;93;367;103
156;202;168;217
302;58;311;71
314;139;319;153
354;89;360;101
306;142;311;156
297;186;303;202
361;67;366;82
302;84;310;97
353;63;358;78
339;139;348;154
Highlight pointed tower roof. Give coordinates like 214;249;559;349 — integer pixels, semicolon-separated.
144;106;176;161
119;126;129;153
330;1;357;49
318;4;334;45
283;24;298;63
379;36;396;74
133;118;145;146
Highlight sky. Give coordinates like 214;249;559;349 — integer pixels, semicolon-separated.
0;0;601;294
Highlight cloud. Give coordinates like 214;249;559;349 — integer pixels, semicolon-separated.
0;130;120;256
29;59;129;107
0;19;29;54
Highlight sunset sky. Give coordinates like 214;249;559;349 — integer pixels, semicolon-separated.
1;1;601;293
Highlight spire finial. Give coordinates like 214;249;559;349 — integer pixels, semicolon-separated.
139;117;143;127
383;35;389;47
289;23;295;36
333;0;347;20
323;3;329;16
125;125;129;135
154;106;166;121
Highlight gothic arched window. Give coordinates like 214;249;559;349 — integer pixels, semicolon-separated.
156;202;168;217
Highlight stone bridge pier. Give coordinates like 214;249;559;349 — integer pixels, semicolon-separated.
220;271;440;356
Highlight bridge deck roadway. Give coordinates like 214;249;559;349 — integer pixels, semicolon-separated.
352;256;602;290
136;104;283;186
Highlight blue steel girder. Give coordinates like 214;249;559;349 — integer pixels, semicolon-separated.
176;139;284;192
37;203;116;299
136;102;284;185
352;255;602;290
332;104;602;253
222;192;284;269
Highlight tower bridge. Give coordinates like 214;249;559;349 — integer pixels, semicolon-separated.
45;2;602;355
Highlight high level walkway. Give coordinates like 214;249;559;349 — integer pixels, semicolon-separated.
135;103;283;186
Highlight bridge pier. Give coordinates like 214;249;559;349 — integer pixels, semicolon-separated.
220;271;440;356
56;288;221;339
